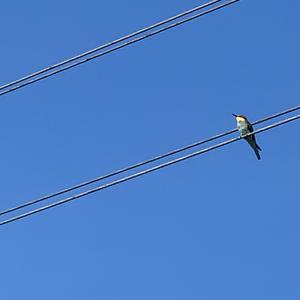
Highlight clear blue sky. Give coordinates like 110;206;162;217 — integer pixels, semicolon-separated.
1;1;300;299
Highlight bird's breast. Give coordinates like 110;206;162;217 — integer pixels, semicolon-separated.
237;121;249;136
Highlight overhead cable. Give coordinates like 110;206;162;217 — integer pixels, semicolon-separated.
0;0;224;92
1;112;299;226
0;0;240;97
0;103;299;217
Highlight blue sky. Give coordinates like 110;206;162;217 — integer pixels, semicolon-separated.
1;1;300;299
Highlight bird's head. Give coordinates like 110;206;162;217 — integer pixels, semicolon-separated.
232;114;248;122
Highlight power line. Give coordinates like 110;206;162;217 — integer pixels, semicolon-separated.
0;0;224;92
0;0;243;216
1;112;299;226
0;104;299;217
0;0;240;97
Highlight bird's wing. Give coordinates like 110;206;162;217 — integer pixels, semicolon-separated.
248;122;262;151
248;122;254;132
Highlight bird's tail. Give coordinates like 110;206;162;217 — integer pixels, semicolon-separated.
256;143;262;151
253;147;261;160
246;137;261;160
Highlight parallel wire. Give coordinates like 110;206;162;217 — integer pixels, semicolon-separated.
0;0;242;216
0;103;299;217
0;0;224;92
1;113;299;226
0;0;240;97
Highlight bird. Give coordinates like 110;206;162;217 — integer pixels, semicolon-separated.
232;114;262;160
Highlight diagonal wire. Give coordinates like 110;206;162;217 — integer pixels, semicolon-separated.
0;0;224;92
0;0;242;216
0;103;299;217
1;113;300;226
0;0;240;97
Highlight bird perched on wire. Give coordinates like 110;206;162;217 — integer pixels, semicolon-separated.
232;114;262;160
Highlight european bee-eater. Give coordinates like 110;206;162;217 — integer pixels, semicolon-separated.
232;114;262;160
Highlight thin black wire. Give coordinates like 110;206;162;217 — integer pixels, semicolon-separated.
0;0;240;97
0;0;241;216
1;113;299;226
0;0;224;92
0;103;299;217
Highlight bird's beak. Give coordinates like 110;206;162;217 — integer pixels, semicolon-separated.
232;114;237;117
